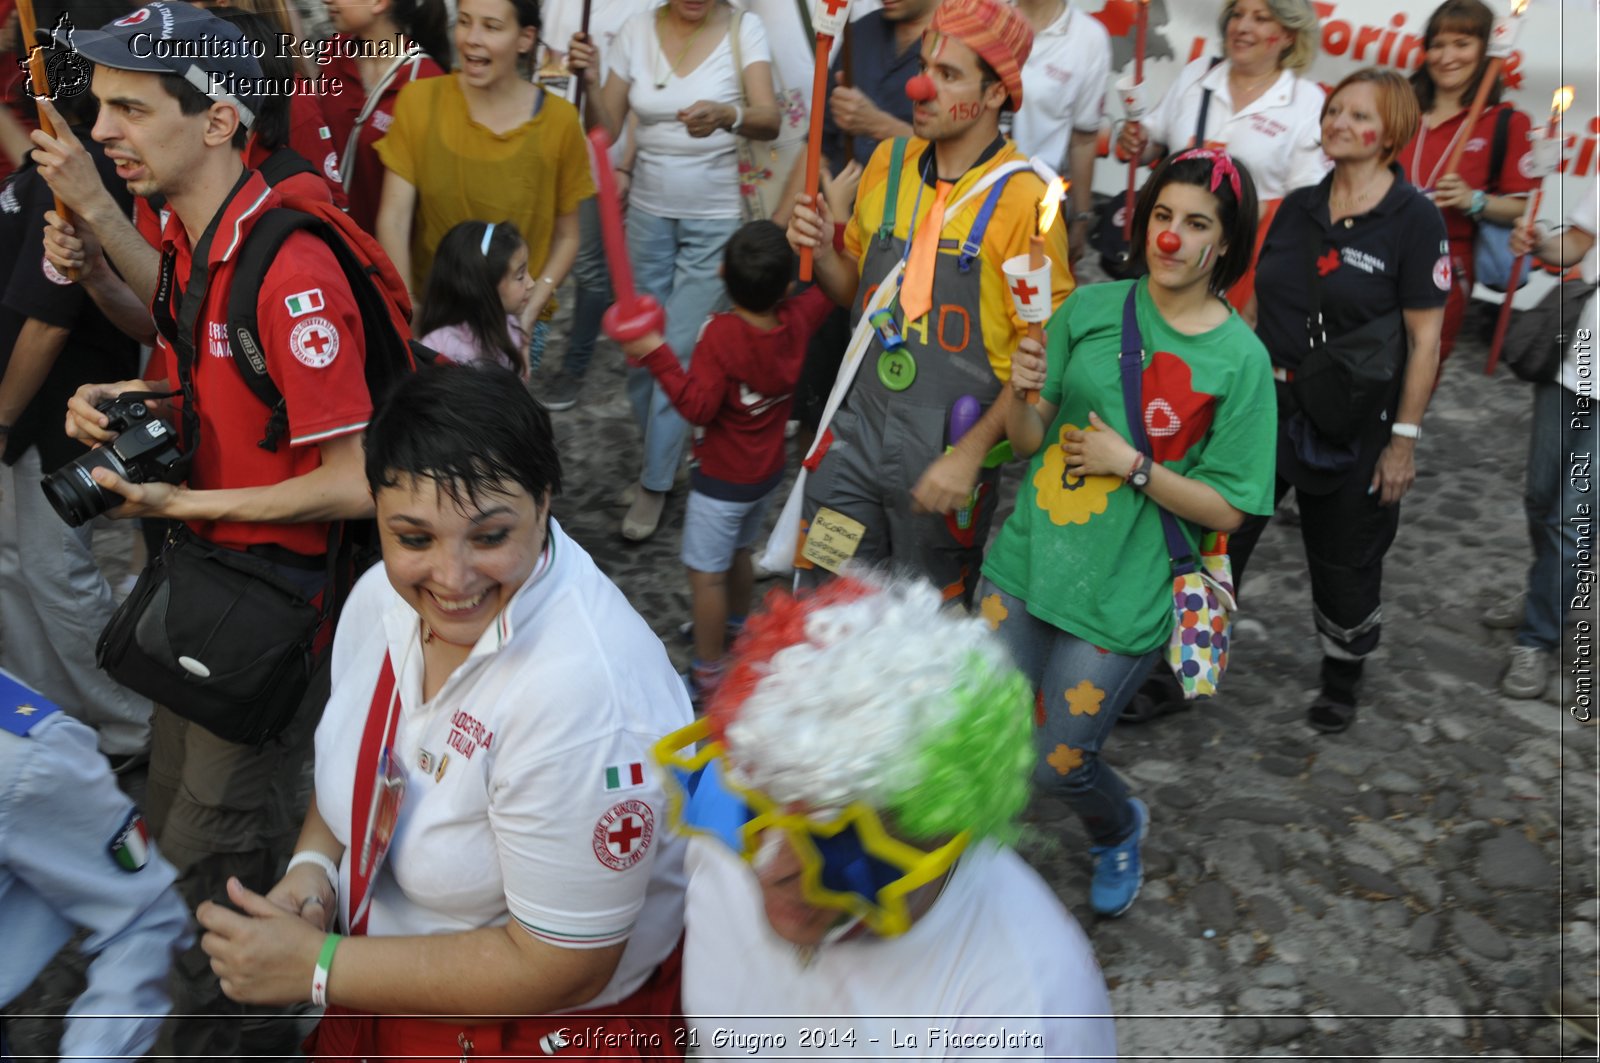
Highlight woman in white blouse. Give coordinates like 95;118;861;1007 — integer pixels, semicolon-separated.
569;0;779;542
1116;0;1327;313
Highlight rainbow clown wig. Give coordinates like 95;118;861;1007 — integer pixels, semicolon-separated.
653;575;1036;937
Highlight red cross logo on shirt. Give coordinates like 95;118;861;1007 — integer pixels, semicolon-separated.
303;328;331;356
1010;277;1040;306
593;799;655;870
1316;248;1341;277
609;815;643;854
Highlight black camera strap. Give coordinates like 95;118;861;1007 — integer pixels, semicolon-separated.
152;169;255;465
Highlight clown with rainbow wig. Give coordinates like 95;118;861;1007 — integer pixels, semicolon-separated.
658;575;1116;1057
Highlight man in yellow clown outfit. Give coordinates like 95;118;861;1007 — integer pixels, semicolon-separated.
657;575;1115;1054
785;0;1073;605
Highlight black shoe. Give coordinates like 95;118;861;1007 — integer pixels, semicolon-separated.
1118;670;1189;724
542;372;582;412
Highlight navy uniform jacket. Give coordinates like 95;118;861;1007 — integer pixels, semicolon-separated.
0;671;187;1062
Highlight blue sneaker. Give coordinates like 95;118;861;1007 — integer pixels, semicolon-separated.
1089;798;1148;917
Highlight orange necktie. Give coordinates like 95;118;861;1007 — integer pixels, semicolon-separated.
899;179;952;324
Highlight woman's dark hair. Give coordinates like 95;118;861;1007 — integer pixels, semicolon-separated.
210;8;292;150
416;220;528;376
723;220;792;313
1410;0;1502;113
394;0;452;69
366;363;562;505
1131;150;1260;297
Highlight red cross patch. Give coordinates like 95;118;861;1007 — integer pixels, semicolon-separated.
290;316;341;368
114;7;152;25
593;799;654;871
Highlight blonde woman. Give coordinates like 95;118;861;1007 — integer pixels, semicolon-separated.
1117;0;1327;312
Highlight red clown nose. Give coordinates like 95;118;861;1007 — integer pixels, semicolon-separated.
905;74;937;102
1155;230;1182;254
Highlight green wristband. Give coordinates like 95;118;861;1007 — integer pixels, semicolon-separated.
311;932;341;1007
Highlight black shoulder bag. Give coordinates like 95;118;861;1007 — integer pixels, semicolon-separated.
1286;225;1406;446
97;174;336;746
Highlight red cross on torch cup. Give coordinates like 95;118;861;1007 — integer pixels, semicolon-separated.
1013;177;1067;405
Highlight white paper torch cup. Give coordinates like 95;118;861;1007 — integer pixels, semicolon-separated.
1487;15;1520;59
1116;74;1148;121
1527;134;1563;179
813;0;850;39
1003;254;1052;325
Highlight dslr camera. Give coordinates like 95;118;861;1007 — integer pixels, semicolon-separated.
42;393;186;527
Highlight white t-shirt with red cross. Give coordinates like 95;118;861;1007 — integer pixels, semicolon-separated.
1011;3;1110;171
313;518;691;1008
1142;57;1329;202
682;838;1118;1058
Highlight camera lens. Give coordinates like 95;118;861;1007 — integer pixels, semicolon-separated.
40;447;129;528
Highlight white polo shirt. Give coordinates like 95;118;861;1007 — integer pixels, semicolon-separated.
1143;57;1329;202
314;518;691;1009
682;839;1118;1059
1010;3;1110;171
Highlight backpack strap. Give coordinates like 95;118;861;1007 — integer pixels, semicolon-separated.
256;145;319;189
226;208;323;452
957;173;1019;273
1487;104;1512;195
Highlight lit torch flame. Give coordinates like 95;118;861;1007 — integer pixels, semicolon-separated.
1037;177;1068;236
1553;85;1575;117
1509;0;1528;16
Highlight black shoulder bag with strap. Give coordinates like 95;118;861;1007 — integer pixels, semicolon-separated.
1092;58;1222;279
96;174;336;746
1285;221;1406;446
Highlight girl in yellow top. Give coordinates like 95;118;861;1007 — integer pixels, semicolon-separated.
375;0;594;366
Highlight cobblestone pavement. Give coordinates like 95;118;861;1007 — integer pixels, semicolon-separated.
4;289;1595;1059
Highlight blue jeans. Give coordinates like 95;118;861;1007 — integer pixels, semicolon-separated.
625;207;739;492
979;581;1160;846
562;196;611;380
1519;381;1592;651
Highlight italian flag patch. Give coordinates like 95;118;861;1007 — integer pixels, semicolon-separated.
284;289;325;318
604;762;646;791
109;810;151;872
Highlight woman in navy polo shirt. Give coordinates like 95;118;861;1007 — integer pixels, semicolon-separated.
1238;68;1448;734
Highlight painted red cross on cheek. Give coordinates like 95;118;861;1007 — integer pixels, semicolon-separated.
1361;130;1378;146
1009;277;1039;305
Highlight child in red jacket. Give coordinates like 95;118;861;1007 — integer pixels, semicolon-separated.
624;221;832;706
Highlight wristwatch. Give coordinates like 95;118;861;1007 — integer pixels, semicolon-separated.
1468;190;1488;217
1127;452;1153;490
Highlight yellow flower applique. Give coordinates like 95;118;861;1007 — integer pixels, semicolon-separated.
1033;423;1119;526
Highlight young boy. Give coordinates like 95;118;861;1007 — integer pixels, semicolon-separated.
623;221;832;705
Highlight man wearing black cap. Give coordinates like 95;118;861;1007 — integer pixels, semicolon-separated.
50;3;376;1053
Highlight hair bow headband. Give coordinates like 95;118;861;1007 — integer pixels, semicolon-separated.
1174;148;1242;200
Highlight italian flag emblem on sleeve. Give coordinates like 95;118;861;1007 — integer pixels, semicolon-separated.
604;762;646;792
109;810;151;872
284;289;325;317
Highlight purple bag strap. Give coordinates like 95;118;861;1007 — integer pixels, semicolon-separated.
1117;286;1197;576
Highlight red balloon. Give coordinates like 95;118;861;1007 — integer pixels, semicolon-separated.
905;74;936;102
1155;230;1182;254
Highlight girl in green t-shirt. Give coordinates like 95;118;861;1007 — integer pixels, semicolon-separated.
977;150;1278;919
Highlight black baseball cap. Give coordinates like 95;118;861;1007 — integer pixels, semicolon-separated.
72;1;262;129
